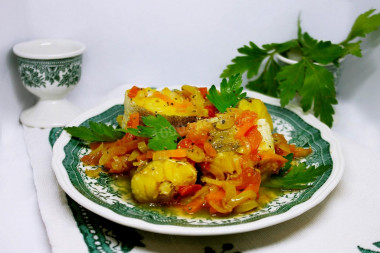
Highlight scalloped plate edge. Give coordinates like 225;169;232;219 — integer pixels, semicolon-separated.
52;87;344;236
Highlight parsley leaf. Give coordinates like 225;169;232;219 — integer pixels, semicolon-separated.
262;162;331;190
246;57;281;97
302;40;344;65
220;42;267;78
262;39;299;53
276;153;294;177
298;22;345;65
64;122;126;142
221;9;379;127
342;41;362;57
207;74;246;113
300;59;337;127
126;115;179;151
343;9;380;44
277;59;306;107
278;58;337;127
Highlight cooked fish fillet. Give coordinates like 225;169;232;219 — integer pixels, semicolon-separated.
122;86;209;128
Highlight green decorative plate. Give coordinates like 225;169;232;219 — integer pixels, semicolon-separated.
52;89;344;236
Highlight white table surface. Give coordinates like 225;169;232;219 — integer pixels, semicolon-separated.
1;1;380;252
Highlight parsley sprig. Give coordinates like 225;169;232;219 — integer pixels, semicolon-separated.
221;9;380;127
126;115;180;151
65;115;180;151
207;73;246;113
262;154;331;190
64;122;126;142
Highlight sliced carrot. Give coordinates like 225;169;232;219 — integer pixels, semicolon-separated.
178;184;202;197
203;142;217;157
152;149;188;160
127;112;140;129
119;139;140;153
205;189;225;203
99;146;128;165
183;197;205;214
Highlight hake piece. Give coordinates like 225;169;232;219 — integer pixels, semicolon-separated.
122;85;211;128
131;159;197;203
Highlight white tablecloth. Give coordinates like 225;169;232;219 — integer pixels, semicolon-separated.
16;91;380;252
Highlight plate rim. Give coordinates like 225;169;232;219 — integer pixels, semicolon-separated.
52;87;344;236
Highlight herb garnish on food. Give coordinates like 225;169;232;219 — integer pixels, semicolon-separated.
64;122;126;142
207;73;247;113
221;9;380;127
126;114;180;151
262;153;331;190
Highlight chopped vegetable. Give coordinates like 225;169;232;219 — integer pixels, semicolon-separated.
127;86;141;98
178;184;202;197
152;149;187;160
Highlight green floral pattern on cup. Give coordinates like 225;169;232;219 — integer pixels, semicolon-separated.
17;56;82;88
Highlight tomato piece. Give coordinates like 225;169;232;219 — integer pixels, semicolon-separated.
246;127;262;154
177;138;193;149
205;105;216;118
127;86;140;98
178;184;202;197
289;144;312;158
236;167;261;192
199;162;211;171
235;111;258;138
198;87;208;98
81;151;102;165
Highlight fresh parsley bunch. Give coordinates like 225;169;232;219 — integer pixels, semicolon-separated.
221;9;380;127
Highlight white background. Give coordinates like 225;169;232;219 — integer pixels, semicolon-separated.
1;1;380;252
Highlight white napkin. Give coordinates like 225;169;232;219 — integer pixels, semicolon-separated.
23;126;380;253
23;127;87;253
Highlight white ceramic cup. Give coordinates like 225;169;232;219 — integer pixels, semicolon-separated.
13;39;86;128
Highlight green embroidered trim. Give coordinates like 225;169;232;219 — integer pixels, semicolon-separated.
205;243;240;253
358;242;380;253
49;128;145;253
